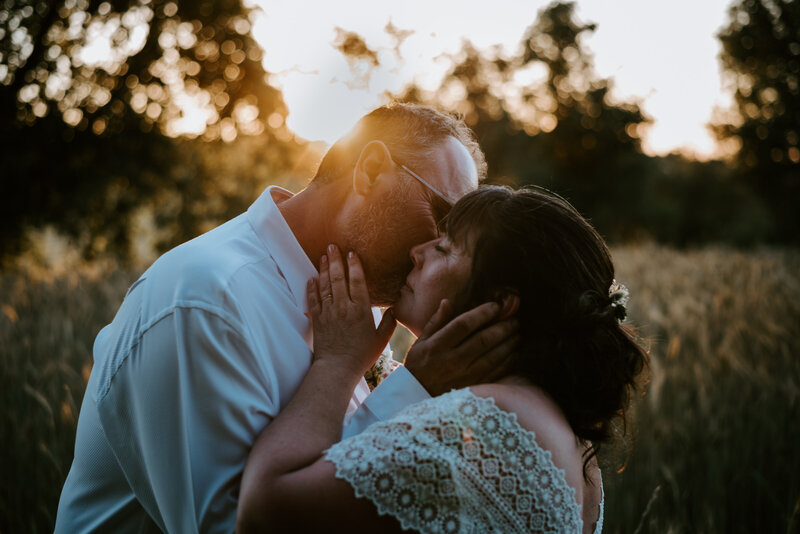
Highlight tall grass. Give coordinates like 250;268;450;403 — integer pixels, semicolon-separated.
1;246;798;533
606;246;800;533
0;263;137;533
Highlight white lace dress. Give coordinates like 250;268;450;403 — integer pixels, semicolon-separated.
326;388;603;534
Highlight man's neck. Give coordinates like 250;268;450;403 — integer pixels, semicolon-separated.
274;183;341;272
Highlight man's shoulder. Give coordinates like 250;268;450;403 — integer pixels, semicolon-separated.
91;214;301;399
144;214;285;305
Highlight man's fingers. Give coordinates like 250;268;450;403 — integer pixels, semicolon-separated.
327;244;348;303
375;308;397;352
346;252;370;305
458;318;519;366
433;302;501;347
467;335;520;383
419;299;453;340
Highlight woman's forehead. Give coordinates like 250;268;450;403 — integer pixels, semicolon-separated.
445;222;480;252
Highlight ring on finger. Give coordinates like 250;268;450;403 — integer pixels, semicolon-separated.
321;293;333;301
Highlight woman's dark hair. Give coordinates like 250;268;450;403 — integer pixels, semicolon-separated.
446;185;648;477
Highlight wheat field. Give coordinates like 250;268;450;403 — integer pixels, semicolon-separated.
1;245;799;533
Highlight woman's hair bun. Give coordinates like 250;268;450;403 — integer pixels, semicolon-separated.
576;280;629;327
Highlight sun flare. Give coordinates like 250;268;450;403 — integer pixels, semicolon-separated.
279;74;381;145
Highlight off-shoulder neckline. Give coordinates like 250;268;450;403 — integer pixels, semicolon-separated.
458;386;604;533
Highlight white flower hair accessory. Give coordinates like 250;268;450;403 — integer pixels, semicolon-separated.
608;280;630;322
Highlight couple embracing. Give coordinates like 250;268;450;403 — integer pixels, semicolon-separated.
56;103;647;533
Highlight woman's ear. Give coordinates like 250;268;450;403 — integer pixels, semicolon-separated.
353;140;393;196
497;292;520;320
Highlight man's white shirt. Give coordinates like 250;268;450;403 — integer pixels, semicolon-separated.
55;186;429;533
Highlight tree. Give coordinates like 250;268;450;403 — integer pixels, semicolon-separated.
714;0;800;242
393;2;775;245
0;0;298;260
398;2;651;241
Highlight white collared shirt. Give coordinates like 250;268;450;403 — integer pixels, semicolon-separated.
55;186;429;533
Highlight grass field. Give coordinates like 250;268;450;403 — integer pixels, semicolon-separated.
1;245;799;533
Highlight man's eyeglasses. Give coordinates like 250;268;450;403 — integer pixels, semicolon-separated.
391;158;454;207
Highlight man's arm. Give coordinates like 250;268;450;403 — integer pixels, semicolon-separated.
95;306;279;533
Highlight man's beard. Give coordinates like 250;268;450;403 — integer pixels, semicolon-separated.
343;184;415;306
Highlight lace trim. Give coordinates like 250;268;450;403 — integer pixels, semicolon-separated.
326;388;583;533
594;476;604;534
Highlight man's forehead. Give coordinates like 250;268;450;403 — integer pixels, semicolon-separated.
426;136;480;203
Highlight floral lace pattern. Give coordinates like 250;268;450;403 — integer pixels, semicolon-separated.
326;388;585;533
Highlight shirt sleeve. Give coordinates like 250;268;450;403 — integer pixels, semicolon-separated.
95;306;274;534
341;365;430;439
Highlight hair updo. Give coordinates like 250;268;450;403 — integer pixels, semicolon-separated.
445;185;648;473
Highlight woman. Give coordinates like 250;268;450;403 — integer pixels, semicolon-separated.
236;186;648;533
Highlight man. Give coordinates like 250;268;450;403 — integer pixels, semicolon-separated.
55;103;504;532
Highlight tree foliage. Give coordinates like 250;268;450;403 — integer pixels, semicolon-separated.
715;0;800;242
0;0;302;260
1;0;789;260
397;2;774;245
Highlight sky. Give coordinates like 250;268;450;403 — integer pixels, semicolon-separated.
250;0;735;159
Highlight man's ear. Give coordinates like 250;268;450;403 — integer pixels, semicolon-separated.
353;140;393;196
497;291;520;320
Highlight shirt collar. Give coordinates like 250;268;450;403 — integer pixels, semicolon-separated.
247;186;317;310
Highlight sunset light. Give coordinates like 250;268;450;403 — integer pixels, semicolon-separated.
4;0;800;531
251;0;732;158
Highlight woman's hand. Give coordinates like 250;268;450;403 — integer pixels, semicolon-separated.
307;244;396;376
403;300;519;396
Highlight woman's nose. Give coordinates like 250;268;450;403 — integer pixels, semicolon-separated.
410;243;425;267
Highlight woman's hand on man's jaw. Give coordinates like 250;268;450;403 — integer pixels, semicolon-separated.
403;299;520;396
307;244;397;378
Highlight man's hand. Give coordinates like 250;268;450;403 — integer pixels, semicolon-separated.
403;300;519;396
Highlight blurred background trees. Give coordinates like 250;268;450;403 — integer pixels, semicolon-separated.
1;0;798;266
714;0;800;242
0;0;310;262
396;2;780;245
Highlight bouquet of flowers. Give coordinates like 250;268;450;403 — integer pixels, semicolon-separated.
363;349;400;390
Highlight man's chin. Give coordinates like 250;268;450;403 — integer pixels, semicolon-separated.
368;285;402;308
367;275;406;307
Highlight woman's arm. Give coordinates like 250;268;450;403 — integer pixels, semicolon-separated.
236;246;397;532
236;246;518;532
